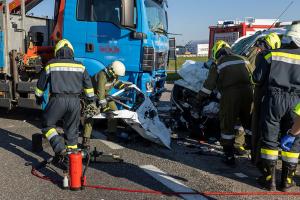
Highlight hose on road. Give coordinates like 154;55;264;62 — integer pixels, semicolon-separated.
31;166;300;197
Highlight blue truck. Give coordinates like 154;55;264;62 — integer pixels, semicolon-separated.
0;0;169;109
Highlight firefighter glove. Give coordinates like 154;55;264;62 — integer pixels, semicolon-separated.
98;99;108;108
281;132;296;151
102;104;111;113
83;102;99;119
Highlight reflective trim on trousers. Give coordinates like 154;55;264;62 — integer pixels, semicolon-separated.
261;148;279;160
84;88;94;94
234;126;244;131
85;92;95;98
221;133;235;140
200;87;212;95
245;129;252;135
281;151;300;164
66;144;78;149
45;128;59;141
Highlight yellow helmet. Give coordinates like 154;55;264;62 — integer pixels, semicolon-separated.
212;40;230;60
54;39;74;56
264;32;281;49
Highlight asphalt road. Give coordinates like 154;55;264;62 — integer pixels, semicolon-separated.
0;84;299;200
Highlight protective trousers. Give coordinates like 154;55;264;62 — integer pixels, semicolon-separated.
220;86;253;156
83;101;118;138
260;89;300;151
234;122;246;149
260;89;300;187
251;86;266;165
42;95;80;154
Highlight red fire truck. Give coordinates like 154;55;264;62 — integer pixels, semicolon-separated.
208;18;277;57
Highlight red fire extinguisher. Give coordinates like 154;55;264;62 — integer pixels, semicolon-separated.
69;150;83;190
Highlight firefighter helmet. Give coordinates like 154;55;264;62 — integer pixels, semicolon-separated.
212;40;230;60
264;32;281;49
54;39;74;56
111;61;126;76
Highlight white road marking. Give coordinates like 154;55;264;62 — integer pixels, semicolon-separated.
140;165;207;200
92;130;124;150
234;173;248;178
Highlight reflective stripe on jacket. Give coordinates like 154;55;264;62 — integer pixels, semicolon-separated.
202;54;252;93
253;47;300;90
36;59;94;98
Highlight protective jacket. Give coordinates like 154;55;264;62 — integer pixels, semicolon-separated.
201;54;253;95
253;48;300;90
83;69;125;138
35;59;95;99
247;46;262;67
95;70;125;106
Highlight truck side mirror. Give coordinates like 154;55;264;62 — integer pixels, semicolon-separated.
131;32;147;40
121;0;135;28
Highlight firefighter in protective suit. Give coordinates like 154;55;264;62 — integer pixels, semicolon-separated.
198;40;253;166
253;21;300;191
35;39;95;169
248;33;281;165
82;61;127;148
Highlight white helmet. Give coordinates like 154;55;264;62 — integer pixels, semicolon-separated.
286;21;300;39
286;21;300;47
111;61;126;76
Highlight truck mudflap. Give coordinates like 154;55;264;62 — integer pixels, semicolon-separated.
93;85;171;149
17;82;42;109
0;98;11;108
0;81;12;109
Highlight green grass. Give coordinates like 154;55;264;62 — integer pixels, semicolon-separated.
166;56;208;82
168;56;208;71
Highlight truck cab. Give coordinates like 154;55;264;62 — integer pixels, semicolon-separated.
61;0;169;99
0;0;169;109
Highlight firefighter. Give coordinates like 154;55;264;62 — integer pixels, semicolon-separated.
198;40;253;165
35;39;95;169
82;61;127;148
253;21;300;191
248;33;281;166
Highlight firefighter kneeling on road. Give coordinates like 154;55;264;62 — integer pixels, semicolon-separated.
35;39;95;170
198;40;253;166
253;21;300;191
82;61;128;148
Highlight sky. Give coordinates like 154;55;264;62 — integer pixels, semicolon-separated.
24;0;300;45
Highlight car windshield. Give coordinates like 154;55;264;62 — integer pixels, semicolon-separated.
232;31;262;55
145;0;168;33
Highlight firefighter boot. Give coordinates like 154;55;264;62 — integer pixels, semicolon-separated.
258;159;277;191
52;149;69;171
234;146;247;156
81;137;90;150
280;162;297;192
222;145;236;166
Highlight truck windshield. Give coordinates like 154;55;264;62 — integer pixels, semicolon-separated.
145;0;168;33
77;0;121;25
